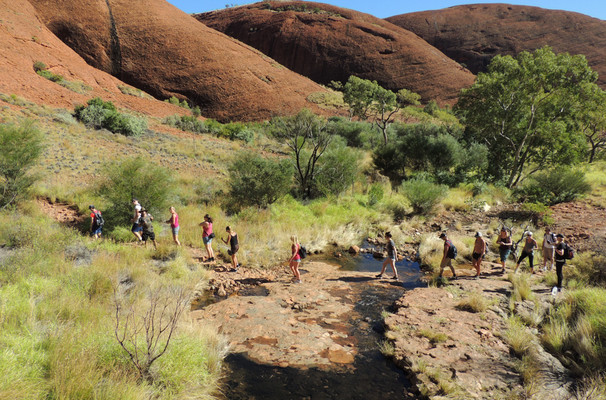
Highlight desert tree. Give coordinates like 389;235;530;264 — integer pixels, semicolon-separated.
271;109;333;198
456;46;598;188
342;76;420;144
0;121;43;209
113;284;190;382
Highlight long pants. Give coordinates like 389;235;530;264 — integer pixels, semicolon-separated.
556;261;565;289
517;251;534;270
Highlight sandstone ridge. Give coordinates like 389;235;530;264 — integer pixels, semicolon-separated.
29;0;326;122
196;1;476;104
387;4;606;88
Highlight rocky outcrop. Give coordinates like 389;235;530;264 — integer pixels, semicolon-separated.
0;0;183;117
196;1;476;104
29;0;327;121
386;4;606;88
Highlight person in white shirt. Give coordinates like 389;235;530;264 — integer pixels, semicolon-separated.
541;227;556;271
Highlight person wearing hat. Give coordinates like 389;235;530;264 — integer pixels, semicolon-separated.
439;232;457;279
514;231;538;273
541;227;556;271
88;205;103;239
139;209;157;249
496;227;512;273
553;233;567;295
472;232;486;279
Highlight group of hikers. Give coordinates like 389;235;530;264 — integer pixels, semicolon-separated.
436;227;571;295
87;199;241;271
88;201;572;293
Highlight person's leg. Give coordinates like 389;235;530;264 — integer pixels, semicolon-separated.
556;262;564;290
152;239;158;250
390;259;398;278
293;261;301;282
515;252;527;272
231;253;237;269
529;252;534;273
449;258;456;277
289;261;296;277
377;258;389;277
474;258;480;276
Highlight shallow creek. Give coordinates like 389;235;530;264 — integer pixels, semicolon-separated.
197;248;422;399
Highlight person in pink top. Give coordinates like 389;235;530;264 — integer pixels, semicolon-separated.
165;206;180;246
199;214;215;262
288;235;302;284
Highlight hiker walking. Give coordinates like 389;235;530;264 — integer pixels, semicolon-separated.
131;199;143;242
140;209;157;249
288;235;302;284
88;205;103;239
199;214;215;262
222;226;239;272
165;206;180;246
472;232;486;279
514;231;538;273
541;227;556;271
553;233;569;295
376;232;399;280
439;232;457;279
496;227;512;273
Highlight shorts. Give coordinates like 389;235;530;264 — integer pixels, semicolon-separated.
499;248;511;262
172;226;180;235
292;258;301;263
440;257;453;268
228;245;239;256
142;231;155;241
542;247;554;262
203;236;212;245
91;227;102;236
132;224;142;233
472;252;483;261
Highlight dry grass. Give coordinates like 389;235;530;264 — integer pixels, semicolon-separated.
456;291;489;313
417;328;449;344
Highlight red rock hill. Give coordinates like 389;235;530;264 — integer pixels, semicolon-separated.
386;4;606;87
28;0;326;122
196;1;476;104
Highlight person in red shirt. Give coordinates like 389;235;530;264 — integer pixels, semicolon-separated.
88;205;103;239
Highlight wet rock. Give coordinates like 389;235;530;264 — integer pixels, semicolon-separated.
326;349;354;364
372;251;385;259
348;245;360;254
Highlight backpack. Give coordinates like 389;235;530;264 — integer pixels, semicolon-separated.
564;244;575;260
298;245;307;259
446;240;457;259
94;211;104;227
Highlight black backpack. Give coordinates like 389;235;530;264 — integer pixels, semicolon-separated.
298;245;307;259
94;211;104;227
446;240;457;259
564;244;575;260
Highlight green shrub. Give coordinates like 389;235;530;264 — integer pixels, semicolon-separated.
33;61;47;72
0;121;43;209
401;178;448;215
226;152;292;212
37;69;64;83
367;183;385;206
97;157;174;226
165;96;190;110
313;142;361;197
75;97;146;136
515;168;591;205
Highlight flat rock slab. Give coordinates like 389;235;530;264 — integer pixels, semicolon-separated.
191;261;401;369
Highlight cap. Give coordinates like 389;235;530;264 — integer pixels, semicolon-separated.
475;231;482;237
88;205;94;209
526;231;533;236
556;233;564;238
439;232;447;238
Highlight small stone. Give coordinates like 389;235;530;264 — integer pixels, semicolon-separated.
348;245;360;254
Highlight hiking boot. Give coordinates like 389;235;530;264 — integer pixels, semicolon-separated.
375;273;384;278
392;275;399;280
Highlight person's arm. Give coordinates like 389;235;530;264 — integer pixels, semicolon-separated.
555;244;564;256
288;244;297;262
222;233;230;244
165;214;173;224
90;214;94;231
482;239;487;254
442;242;449;259
532;239;538;250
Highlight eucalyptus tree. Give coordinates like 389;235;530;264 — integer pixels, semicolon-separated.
456;47;598;187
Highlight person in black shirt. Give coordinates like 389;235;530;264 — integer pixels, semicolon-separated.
553;233;567;295
376;232;399;280
222;226;240;272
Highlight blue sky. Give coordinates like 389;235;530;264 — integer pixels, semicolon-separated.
166;0;605;20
